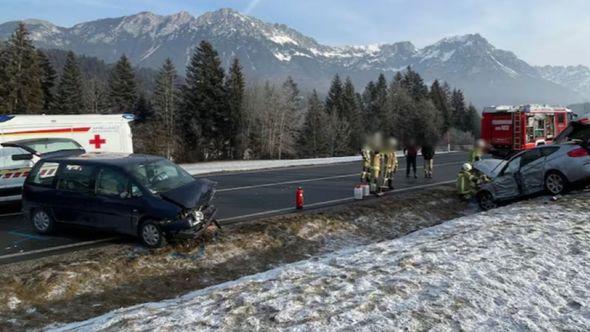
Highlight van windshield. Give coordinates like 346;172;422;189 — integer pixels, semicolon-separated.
127;159;194;194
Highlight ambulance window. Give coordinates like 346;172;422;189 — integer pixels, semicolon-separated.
1;147;31;169
57;164;96;193
30;162;59;186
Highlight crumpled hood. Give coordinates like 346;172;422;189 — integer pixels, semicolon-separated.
473;159;506;178
159;178;216;209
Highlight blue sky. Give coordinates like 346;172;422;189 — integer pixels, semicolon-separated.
0;0;588;66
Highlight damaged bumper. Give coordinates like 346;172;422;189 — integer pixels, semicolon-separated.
159;205;218;239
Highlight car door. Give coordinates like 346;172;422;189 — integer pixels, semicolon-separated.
53;163;97;225
92;167;145;234
493;156;521;200
518;149;545;195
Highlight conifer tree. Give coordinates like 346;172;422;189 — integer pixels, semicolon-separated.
401;66;428;100
430;79;451;133
55;51;84;114
37;50;56;112
108;54;137;114
325;74;343;116
225;58;245;159
465;104;481;136
342;77;363;152
277;76;302;159
0;23;44;114
450;89;467;131
153;58;179;159
299;90;329;157
181;40;228;160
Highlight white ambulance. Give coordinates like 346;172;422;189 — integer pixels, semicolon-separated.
0;114;134;201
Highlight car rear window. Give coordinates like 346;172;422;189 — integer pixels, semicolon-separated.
56;164;95;193
541;146;560;157
29;162;59;186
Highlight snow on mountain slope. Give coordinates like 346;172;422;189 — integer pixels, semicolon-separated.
0;9;583;106
537;65;590;98
50;195;590;331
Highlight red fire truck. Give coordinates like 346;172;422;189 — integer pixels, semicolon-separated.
481;104;573;156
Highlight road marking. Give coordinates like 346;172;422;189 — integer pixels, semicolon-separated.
217;161;462;192
219;180;456;223
0;237;118;261
8;231;50;240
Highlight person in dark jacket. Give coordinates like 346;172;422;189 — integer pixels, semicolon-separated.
421;144;435;178
403;140;418;179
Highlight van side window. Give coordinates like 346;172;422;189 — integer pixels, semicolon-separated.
96;167;131;198
57;164;95;193
29;162;59;186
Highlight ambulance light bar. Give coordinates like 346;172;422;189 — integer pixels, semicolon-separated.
0;115;15;123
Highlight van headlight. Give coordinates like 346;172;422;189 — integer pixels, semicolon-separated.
189;210;205;226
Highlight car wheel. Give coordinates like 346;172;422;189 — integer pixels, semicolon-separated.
477;191;497;211
139;221;167;248
545;172;567;195
31;208;55;234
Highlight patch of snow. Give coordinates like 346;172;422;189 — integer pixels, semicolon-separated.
49;200;590;331
268;34;298;46
273;51;291;62
139;44;160;61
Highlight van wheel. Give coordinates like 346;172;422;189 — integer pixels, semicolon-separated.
545;172;567;195
477;191;497;211
31;208;55;234
139;221;167;248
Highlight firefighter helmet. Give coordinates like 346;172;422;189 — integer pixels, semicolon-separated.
462;163;472;172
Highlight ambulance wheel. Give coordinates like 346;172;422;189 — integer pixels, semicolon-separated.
545;172;567;195
31;208;55;234
477;191;497;211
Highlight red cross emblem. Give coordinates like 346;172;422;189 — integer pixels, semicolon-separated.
89;134;106;149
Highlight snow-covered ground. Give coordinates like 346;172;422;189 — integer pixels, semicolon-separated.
51;195;590;331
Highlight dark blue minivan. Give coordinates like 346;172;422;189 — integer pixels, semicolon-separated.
22;153;217;248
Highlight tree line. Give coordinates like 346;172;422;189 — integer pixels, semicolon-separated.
0;23;480;162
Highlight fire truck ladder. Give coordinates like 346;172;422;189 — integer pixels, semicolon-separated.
513;111;522;150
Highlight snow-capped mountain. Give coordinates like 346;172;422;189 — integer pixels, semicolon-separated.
0;8;584;106
537;65;590;98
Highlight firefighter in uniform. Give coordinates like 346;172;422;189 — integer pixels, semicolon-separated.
457;163;478;200
360;143;373;183
371;149;384;193
384;138;399;189
468;139;486;164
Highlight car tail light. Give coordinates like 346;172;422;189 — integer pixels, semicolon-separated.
567;147;589;158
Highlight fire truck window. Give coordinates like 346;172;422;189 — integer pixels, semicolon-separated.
557;114;565;124
546;115;555;139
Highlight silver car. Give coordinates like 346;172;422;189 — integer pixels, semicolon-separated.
475;143;590;210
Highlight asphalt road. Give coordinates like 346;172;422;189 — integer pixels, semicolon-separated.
0;152;467;263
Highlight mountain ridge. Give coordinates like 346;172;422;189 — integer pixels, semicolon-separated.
0;8;587;107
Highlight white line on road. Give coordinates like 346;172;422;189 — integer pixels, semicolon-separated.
0;237;118;261
217;161;462;192
219;180;456;222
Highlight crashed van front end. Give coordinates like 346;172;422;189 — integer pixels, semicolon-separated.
156;178;218;239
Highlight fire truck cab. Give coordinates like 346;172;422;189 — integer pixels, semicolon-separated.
481;104;573;156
